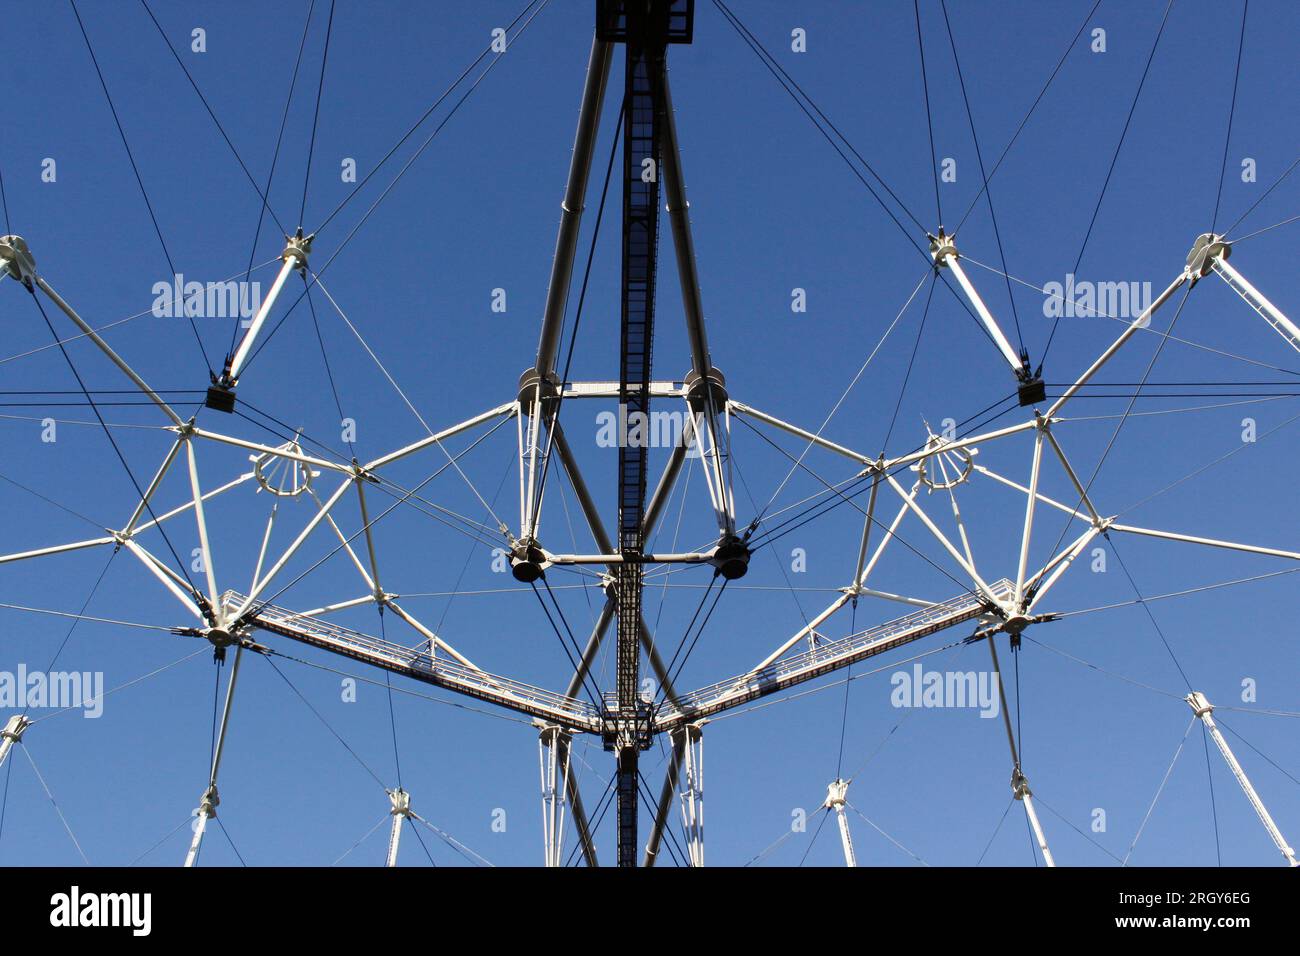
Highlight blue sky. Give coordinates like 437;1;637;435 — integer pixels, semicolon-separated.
0;0;1297;867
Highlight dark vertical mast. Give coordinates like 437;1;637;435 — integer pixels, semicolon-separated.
597;0;693;867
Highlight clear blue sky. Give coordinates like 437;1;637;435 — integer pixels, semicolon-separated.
0;0;1297;867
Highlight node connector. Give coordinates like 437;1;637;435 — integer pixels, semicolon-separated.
509;538;549;583
1003;613;1033;638
387;787;411;817
1186;691;1214;718
205;378;237;414
1017;367;1046;407
683;366;728;409
823;778;850;810
1011;766;1033;801
283;228;312;273
0;235;36;287
197;784;220;818
928;227;957;266
2;714;32;744
201;625;249;652
1185;233;1230;282
516;366;560;414
711;534;750;580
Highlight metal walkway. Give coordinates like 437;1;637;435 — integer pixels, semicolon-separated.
655;578;1015;729
223;591;603;733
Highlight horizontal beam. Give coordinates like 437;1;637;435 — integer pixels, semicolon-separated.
34;275;185;427
560;380;684;399
547;551;713;565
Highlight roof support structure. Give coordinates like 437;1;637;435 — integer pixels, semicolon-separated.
8;6;1300;871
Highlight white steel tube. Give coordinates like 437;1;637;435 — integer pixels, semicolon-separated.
185;645;243;867
385;788;410;868
1021;791;1057;867
538;727;569;868
121;539;206;621
0;536;116;566
752;491;918;673
34;276;185;427
884;419;1039;473
752;594;851;673
679;724;705;868
364;402;516;472
185;439;221;620
190;427;353;476
973;464;1095;525
1014;430;1046;607
1042;428;1103;525
226;256;297;381
384;599;481;671
852;467;883;585
354;480;383;592
131;472;257;537
834;806;858;868
1189;693;1298;866
1108;524;1300;562
945;256;1023;372
295;594;377;618
1027;527;1099;610
123;438;183;535
183;800;211;868
728;401;871;464
1214;258;1300;354
1046;271;1188;419
238;476;354;615
883;471;1003;608
824;779;857;867
0;715;31;771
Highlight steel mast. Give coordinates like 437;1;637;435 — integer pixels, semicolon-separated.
595;0;695;866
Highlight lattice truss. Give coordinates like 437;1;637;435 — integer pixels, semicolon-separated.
0;0;1297;867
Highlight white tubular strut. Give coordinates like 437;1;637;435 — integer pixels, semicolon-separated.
1186;232;1300;354
1187;693;1298;866
0;714;32;770
538;723;571;868
987;635;1055;867
223;232;311;386
0;235;186;427
930;229;1026;376
824;778;858;867
1012;766;1056;868
386;788;411;867
184;644;244;867
1046;269;1190;420
678;722;705;867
